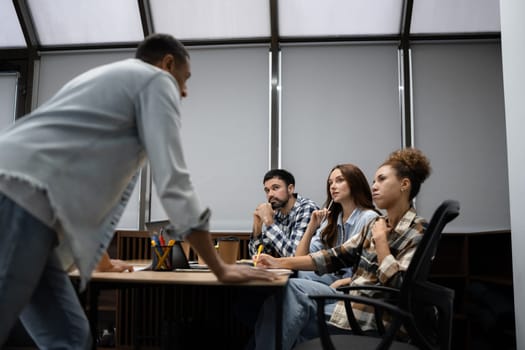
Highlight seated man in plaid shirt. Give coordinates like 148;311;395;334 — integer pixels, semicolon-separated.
249;169;319;257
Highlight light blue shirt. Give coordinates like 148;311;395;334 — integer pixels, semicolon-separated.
0;59;209;289
308;207;378;280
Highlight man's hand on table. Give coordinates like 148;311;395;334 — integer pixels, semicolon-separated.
214;263;277;283
95;252;134;272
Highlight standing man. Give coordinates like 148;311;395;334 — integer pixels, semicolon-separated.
0;33;274;349
249;169;319;257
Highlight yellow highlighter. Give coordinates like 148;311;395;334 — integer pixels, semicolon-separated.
254;244;263;267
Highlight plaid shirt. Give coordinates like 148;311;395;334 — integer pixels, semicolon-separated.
249;194;319;257
309;207;426;331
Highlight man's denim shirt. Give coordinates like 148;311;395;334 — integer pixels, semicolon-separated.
0;59;209;290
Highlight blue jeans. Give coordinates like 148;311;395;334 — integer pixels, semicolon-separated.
253;278;341;350
295;271;341;315
0;193;92;349
296;270;339;285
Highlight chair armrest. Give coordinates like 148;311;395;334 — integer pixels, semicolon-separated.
335;285;400;334
309;294;412;350
337;285;400;295
310;294;411;318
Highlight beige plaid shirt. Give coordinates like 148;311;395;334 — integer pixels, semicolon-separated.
309;207;426;331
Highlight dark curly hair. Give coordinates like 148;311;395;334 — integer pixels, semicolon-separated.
382;147;432;200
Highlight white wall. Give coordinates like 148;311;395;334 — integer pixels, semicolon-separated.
149;45;270;231
31;42;510;235
280;44;401;207
0;73;17;131
500;0;525;348
412;42;508;231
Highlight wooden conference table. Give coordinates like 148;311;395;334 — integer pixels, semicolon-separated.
70;261;290;350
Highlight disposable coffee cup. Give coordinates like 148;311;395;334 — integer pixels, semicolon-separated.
217;236;240;264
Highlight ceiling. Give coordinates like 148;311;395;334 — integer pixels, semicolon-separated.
0;0;501;51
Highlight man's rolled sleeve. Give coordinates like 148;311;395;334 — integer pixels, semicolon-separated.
164;207;211;241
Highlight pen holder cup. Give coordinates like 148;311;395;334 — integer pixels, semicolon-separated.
152;245;174;271
217;236;240;265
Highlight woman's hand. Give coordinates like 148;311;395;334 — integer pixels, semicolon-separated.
309;209;330;229
253;253;282;269
372;217;390;244
330;277;352;289
372;217;392;265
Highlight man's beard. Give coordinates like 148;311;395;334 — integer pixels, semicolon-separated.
270;197;288;210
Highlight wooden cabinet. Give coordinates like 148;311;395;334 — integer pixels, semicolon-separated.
430;231;516;350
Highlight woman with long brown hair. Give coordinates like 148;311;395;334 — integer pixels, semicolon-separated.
295;163;378;287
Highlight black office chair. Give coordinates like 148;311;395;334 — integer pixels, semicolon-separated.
293;199;460;350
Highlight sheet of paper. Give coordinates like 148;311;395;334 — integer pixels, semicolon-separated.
250;267;294;275
133;264;151;271
266;268;294;275
237;259;255;266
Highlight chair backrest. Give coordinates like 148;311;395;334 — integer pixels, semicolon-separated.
404;200;460;285
407;281;455;350
399;200;460;350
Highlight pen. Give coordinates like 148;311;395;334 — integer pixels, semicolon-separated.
152;235;164;255
321;200;334;225
151;240;164;262
152;237;167;269
254;244;263;267
159;228;166;246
